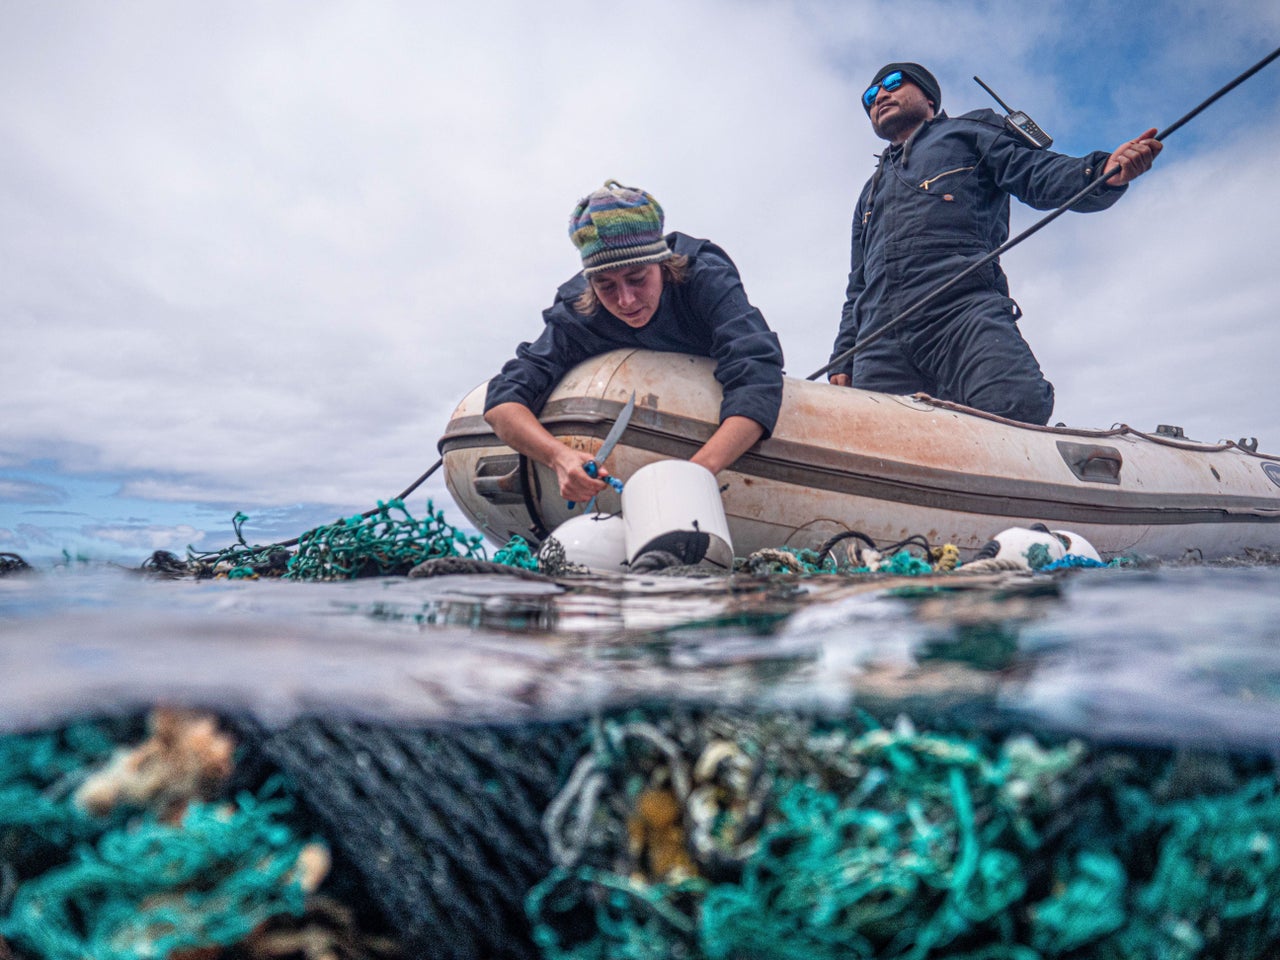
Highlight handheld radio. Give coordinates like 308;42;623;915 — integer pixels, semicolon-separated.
973;76;1054;149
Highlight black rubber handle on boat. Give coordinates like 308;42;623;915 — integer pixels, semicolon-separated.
808;43;1280;383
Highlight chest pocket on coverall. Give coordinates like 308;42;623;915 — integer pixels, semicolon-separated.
883;141;999;313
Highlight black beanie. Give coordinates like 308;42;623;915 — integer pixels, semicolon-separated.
864;62;942;114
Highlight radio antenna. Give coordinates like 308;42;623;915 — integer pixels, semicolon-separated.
973;75;1014;113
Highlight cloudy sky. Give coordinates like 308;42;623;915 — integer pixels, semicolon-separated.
3;1;1279;565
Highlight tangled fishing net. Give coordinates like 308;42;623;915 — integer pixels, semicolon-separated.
5;785;318;960
5;704;1280;960
0;713;358;960
287;500;489;579
155;499;490;581
127;477;1145;587
526;707;1280;960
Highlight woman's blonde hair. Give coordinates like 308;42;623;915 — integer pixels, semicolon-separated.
573;254;690;315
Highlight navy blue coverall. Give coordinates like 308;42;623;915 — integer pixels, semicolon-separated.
828;109;1125;425
486;232;785;435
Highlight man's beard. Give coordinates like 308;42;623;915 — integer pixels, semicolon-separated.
872;102;930;143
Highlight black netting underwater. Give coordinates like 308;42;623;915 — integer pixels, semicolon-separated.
230;716;583;960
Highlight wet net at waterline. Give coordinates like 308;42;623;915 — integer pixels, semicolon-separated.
108;493;1125;585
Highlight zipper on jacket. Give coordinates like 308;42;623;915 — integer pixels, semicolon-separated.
919;166;974;190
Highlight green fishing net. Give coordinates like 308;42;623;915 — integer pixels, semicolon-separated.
0;724;322;960
527;708;1280;960
287;499;487;579
0;722;122;851
179;499;489;580
3;786;313;960
6;710;1279;960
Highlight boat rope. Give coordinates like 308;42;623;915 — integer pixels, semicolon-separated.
271;458;445;551
952;556;1028;575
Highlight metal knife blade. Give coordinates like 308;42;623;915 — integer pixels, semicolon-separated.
594;391;636;467
567;391;636;510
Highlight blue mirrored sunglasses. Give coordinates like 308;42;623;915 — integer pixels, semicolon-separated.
862;70;904;109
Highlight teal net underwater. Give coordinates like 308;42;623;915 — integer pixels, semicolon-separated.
5;706;1280;960
4;501;1280;959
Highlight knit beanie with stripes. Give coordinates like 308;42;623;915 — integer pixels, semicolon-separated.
569;180;671;276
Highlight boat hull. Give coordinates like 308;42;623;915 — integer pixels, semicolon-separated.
439;350;1280;561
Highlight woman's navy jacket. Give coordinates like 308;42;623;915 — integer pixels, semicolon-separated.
486;232;785;435
828;109;1125;377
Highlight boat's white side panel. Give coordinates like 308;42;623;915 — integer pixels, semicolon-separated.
441;350;1280;560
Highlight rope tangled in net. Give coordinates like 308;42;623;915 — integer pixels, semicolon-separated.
740;548;812;576
3;785;319;960
138;491;1139;587
287;499;487;579
528;710;1083;960
527;708;1280;960
0;720;327;960
168;499;490;581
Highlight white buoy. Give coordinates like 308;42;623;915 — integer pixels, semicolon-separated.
621;460;734;570
1051;529;1103;563
541;512;628;575
975;525;1066;570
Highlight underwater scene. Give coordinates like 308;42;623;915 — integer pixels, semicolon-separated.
2;501;1280;960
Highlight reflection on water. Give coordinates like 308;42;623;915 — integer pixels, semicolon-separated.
2;564;1279;751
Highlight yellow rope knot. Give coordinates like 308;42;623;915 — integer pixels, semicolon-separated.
931;543;961;571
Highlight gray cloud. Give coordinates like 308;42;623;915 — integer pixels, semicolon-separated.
80;523;204;552
14;524;57;548
1;1;1277;535
0;479;66;506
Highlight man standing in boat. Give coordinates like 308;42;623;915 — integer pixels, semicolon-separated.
827;63;1161;424
484;180;784;503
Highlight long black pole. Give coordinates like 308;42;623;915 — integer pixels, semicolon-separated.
269;458;444;550
808;44;1280;382
393;457;444;502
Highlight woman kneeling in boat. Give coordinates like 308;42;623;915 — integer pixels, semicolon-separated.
484;180;785;503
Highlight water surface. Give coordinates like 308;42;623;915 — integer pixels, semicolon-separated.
4;564;1279;752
